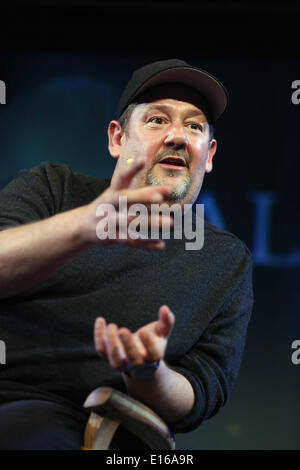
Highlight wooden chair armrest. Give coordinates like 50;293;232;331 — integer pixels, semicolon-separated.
82;386;175;450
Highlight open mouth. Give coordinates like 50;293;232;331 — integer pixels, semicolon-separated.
158;156;187;170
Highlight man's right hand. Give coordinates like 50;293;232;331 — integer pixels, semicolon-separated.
79;158;173;250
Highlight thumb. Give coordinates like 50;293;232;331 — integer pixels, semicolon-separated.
155;305;175;337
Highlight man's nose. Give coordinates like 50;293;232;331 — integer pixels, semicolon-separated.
163;121;188;148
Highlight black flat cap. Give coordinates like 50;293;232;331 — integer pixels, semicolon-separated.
117;59;228;123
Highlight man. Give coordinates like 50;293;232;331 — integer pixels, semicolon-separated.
0;59;253;449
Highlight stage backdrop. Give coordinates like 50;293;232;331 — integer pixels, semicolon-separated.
0;51;299;449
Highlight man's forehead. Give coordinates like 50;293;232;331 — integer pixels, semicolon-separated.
138;100;206;119
134;83;210;120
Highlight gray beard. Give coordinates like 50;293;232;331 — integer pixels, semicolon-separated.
145;169;191;202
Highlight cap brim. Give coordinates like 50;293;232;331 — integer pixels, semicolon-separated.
129;66;228;123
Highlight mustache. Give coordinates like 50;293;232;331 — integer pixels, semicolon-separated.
153;149;190;169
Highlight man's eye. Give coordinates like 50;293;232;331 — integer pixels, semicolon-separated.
187;123;203;131
149;117;165;124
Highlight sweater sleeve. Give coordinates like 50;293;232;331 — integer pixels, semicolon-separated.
167;241;253;433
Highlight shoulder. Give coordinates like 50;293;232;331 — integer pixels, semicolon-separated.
29;161;110;187
204;220;249;249
203;219;252;266
27;161;111;205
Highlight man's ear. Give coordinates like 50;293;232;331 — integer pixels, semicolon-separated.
107;120;124;159
205;139;217;173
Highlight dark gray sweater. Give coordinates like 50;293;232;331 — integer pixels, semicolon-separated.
0;162;253;434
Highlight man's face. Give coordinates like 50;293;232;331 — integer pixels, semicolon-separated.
109;87;217;206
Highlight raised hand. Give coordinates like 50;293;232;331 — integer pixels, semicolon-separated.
79;158;173;250
94;305;175;371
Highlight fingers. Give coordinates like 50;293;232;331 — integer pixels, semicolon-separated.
94;319;148;370
138;330;161;362
117;212;174;239
106;323;128;369
155;305;175;337
118;238;166;250
97;210;173;250
94;318;128;369
94;317;108;359
94;182;173;251
111;158;146;191
110;156;171;206
100;235;166;250
94;309;175;372
113;185;171;207
119;328;148;368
